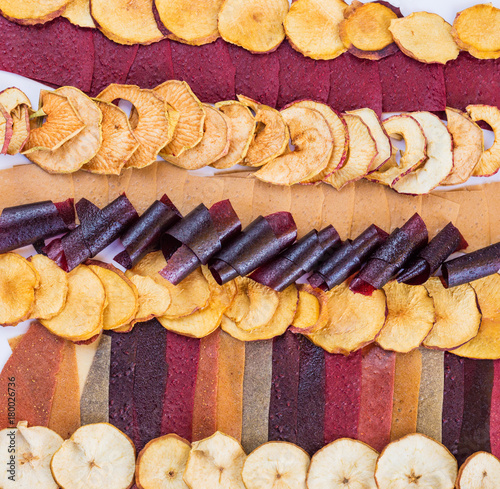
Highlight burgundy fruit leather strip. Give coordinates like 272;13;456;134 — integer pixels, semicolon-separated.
358;346;396;452
441;242;500;288
398;222;467;285
132;320;168;451
114;194;181;269
378;51;446;112
227;44;280;107
328;53;383;116
442;353;465;457
490;360;500;459
89;30;138;97
0;198;75;253
0;16;94;92
297;337;325;455
269;331;301;443
161;332;200;442
171;39;235;103
457;359;494;465
276;41;330;109
125;39;175;89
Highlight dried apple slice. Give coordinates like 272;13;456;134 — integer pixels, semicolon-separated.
225;277;249;322
238;95;289;167
136;434;191;489
0;0;70;24
442;108;484;185
307;438;378;489
155;80;205;158
212;100;256;169
324;113;378;190
285;0;347;60
389;12;459;64
41;265;106;342
376;281;435;353
255;105;333;185
290;284;328;334
63;0;95;28
242;441;309;489
184;431;246;489
51;423;136;489
466;105;500;177
127;274;170;325
29;254;68;321
456;451;500;489
306;281;386;355
392;112;453;195
469;273;500;321
8;105;30;155
218;0;289;53
375;433;458;489
97;84;173;169
162;104;229;170
0;252;39;326
423;277;481;350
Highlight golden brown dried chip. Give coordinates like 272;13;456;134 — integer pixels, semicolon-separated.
62;0;96;28
290;285;329;334
127;273;171;324
0;252;39;326
97;84;173;169
0;0;70;24
285;0;347;60
8;105;30;155
469;273;500;321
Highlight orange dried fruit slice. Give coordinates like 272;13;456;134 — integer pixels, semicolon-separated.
290;284;329;334
0;0;70;24
62;0;95;28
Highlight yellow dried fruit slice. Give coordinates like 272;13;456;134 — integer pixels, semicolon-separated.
0;0;70;24
285;0;347;60
8;105;30;155
62;0;96;28
218;0;289;53
290;284;329;334
469;273;500;321
97;84;173;169
127;274;171;324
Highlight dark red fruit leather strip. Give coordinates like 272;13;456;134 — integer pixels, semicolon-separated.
490;360;500;459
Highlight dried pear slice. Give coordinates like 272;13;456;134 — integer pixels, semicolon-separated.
218;0;289;53
51;423;136;489
162;104;229;170
456;451;500;489
97;84;173;169
290;285;329;334
324;113;377;190
284;0;347;60
306;281;386;355
225;278;249;323
376;281;435;353
29;254;68;321
467;105;500;177
127;274;171;324
0;0;70;24
212;101;256;169
0;252;39;326
255;105;334;185
423;277;481;350
155;80;205;158
41;265;106;342
238;95;289;167
63;0;96;28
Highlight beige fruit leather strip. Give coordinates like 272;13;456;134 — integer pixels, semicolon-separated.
108;168;132;203
252;179;292;222
321;182;355;240
483;183;500;243
222;177;255;228
290;184;324;238
73;171;109;210
182;173;224;215
156;162;187;207
124;163;157;214
75;339;100;398
420;194;460;239
384;187;422;231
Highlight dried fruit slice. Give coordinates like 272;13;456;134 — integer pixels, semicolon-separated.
285;0;347;60
0;421;63;489
41;265;106;342
469;273;500;321
456;451;500;489
51;423;135;489
324;113;378;190
376;281;435;353
238;95;289;167
29;254;68;321
0;0;70;24
63;0;95;28
212;101;255;169
375;433;458;489
290;285;328;334
255;106;333;185
390;12;459;64
136;434;191;489
0;252;39;326
242;441;310;489
0;86;31;112
162;104;229;170
91;0;163;45
306;281;386;355
8;105;30;155
184;431;246;489
442;108;483;185
127;274;170;324
218;0;289;53
423;277;481;350
97;84;173;169
393;112;453;195
154;80;205;158
307;438;378;489
225;277;249;322
466;104;500;177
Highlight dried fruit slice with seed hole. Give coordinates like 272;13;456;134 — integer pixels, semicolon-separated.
127;274;170;324
456;451;500;489
62;0;95;28
290;284;329;334
242;441;310;489
51;423;136;489
0;86;31;113
0;0;70;25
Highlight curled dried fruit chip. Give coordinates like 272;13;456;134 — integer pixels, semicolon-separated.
0;87;31;155
218;0;289;53
456;451;500;489
290;284;328;334
8;105;30;155
285;0;347;60
127;274;171;324
0;0;70;24
0;252;39;326
62;0;96;28
0;87;31;112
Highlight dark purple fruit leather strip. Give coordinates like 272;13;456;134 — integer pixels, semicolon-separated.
249;255;304;292
208;199;241;244
350;258;399;294
159;244;202;285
